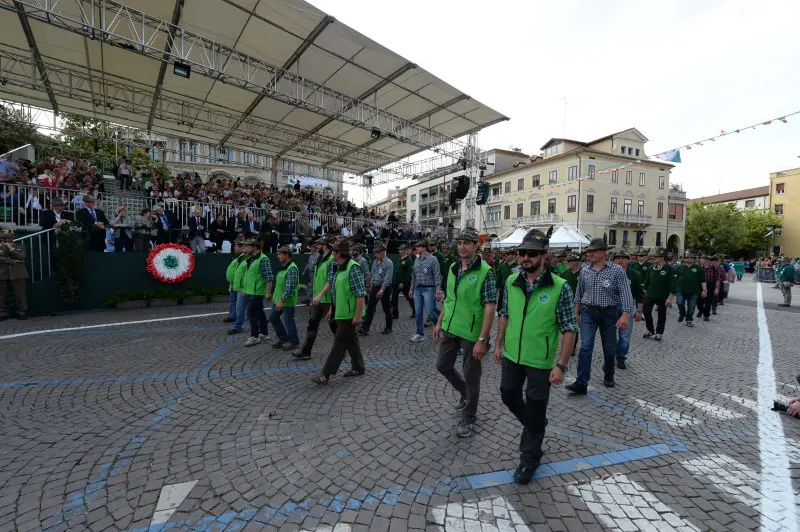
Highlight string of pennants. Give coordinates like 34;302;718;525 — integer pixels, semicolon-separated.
485;108;800;204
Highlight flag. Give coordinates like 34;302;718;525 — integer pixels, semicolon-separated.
654;149;682;163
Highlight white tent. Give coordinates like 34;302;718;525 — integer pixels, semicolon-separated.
494;226;528;248
549;226;590;249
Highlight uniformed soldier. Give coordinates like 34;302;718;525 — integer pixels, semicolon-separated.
351;243;371;287
270;245;301;350
293;234;338;360
778;257;794;307
391;242;416;319
493;228;578;484
555;248;570;276
409;239;443;342
674;251;707;327
642;248;677;341
224;238;248;334
302;237;320;304
612;248;644;369
310;237;368;384
360;241;394;335
0;228;28;320
433;227;497;438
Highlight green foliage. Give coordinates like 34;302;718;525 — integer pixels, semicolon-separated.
0;105;53;154
52;231;84;304
741;208;783;256
104;284;228;306
685;202;745;254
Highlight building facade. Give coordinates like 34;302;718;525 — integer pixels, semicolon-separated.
770;167;800;257
370;186;407;219
481;128;685;252
689;186;770;211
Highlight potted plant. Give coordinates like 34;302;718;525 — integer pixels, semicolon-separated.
181;287;208;306
209;287;230;304
105;290;147;310
148;286;179;307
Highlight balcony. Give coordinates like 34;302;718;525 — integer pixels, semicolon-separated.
483;219;502;229
608;213;652;226
518;213;557;225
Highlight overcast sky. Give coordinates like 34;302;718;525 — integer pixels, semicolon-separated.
310;0;800;204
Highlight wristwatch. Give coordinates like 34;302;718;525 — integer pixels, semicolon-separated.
555;363;568;372
478;337;489;344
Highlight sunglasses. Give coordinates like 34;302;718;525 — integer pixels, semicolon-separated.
518;250;545;258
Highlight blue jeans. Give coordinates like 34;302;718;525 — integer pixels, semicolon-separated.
228;290;239;319
577;306;618;385
675;292;698;322
413;286;439;336
615;309;634;361
269;306;299;344
234;292;246;330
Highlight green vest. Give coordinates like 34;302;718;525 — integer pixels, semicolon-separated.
334;260;360;320
274;261;299;307
226;254;243;283
243;253;268;296
503;272;565;369
442;259;492;342
233;258;249;292
314;253;333;303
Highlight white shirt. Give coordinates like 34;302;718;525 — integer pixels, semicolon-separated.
341;227;353;237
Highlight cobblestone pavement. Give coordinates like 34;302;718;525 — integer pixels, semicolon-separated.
1;276;799;532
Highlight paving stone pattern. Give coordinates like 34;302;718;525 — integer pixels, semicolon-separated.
0;278;798;531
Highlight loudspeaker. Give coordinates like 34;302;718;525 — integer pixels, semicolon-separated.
475;181;489;205
454;175;469;199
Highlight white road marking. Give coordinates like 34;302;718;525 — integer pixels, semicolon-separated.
566;474;701;531
675;394;746;420
0;304;306;340
720;393;757;411
633;398;702;426
427;497;530;532
756;283;799;531
150;480;198;530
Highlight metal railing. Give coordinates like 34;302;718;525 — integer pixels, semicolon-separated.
608;213;652;225
12;227;55;283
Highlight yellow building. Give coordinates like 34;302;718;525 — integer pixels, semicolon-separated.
482;128;686;252
369;186;407;220
769;166;800;257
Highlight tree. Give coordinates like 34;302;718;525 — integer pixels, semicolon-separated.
685;202;745;254
740;208;782;258
0;104;52;154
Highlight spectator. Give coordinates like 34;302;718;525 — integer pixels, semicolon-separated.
187;206;207;253
210;213;227;253
0;153;20;181
40;197;73;231
111;206;134;252
75;195;110;252
117;158;132;192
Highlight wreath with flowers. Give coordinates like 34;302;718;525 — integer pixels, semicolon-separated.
146;243;195;283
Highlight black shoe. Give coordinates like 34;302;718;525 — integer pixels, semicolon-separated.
565;381;587;395
604;377;615;388
17;314;27;320
654;334;662;341
712;310;717;315
272;339;286;348
227;328;243;335
392;314;399;320
223;317;236;323
677;315;684;323
292;351;312;360
456;419;474;438
643;331;654;339
718;302;724;306
686;321;694;327
616;359;626;369
381;328;392;335
358;329;369;336
283;343;300;351
455;396;467;412
703;316;710;322
342;369;365;377
514;464;537;485
779;303;790;307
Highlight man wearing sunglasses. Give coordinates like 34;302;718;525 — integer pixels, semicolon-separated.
566;238;635;394
493;227;578;484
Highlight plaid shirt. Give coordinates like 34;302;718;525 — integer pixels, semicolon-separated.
280;262;299;300
447;256;497;305
411;253;442;287
499;271;579;333
259;254;274;283
704;265;720;288
575;261;635;313
329;259;368;303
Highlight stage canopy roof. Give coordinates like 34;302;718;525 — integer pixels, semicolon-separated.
0;0;508;181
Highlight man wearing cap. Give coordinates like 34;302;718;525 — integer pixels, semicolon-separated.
493;228;578;484
351;243;371;288
311;238;368;384
642;248;677;341
302;238;320;304
242;239;274;347
40;197;73;231
294;235;338;360
392;242;415;320
631;248;650;292
360;241;394;335
75;195;110;252
566;238;634;394
495;249;516;314
224;239;247;332
0;228;28;320
409;240;443;342
558;252;583;355
270;246;301;350
674;251;706;327
433;227;497;438
778;257;794;307
555;249;570;277
612;248;644;368
699;254;722;321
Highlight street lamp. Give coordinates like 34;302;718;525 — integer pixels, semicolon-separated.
767;224;783;256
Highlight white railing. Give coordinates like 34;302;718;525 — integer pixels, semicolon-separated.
12;227;56;283
518;213;557;224
608;213;652;225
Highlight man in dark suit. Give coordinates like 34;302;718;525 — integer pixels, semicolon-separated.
39;197;74;231
75;195;110;252
314;220;330;236
187;206;207;253
152;204;175;244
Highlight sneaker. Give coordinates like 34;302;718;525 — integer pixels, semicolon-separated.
258;333;269;341
358;329;369;336
310;373;329;385
654;334;662;341
223;317;236;323
244;336;261;347
455;396;467;412
686;321;694;327
677;315;684;323
381;329;392;335
342;369;365;377
643;331;654;339
703;316;710;322
227;328;243;335
604;377;615;388
616;359;626;369
565;381;587;395
272;339;286;348
283;343;300;351
410;334;425;343
292;350;311;360
456;420;474;438
514;464;537;485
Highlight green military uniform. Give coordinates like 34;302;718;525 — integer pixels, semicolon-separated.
0;229;28;319
778;259;794;306
675;260;705;324
642;250;677;338
434;250;448;289
392;245;415;318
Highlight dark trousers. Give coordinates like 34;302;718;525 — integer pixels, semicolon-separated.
0;279;28;317
391;282;415;317
246;295;268;337
676;292;698;323
436;334;481;421
577;306;618;385
300;303;337;355
643;297;667;334
115;233;133;252
362;285;393;332
321;320;364;376
500;357;551;467
699;293;716;318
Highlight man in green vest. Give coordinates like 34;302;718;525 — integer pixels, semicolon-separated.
778;257;794;307
311;237;368;384
293;235;338;360
391;242;416;319
555;248;570;277
242;239;274;347
674;251;706;328
493;228;578;485
433;227;497;438
270;246;301;350
611;248;644;369
224;238;248;335
642;248;677;341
